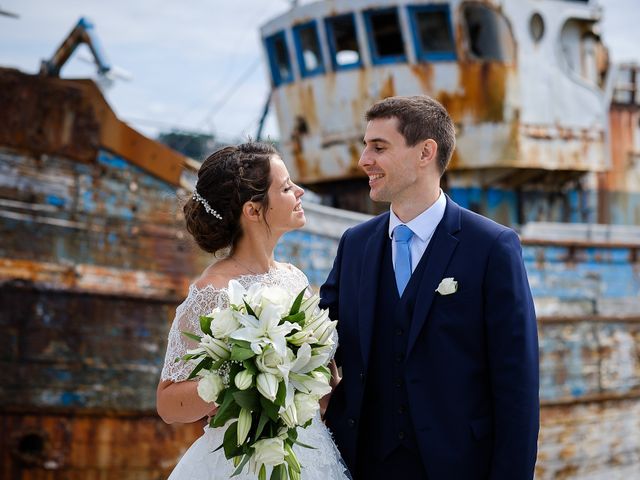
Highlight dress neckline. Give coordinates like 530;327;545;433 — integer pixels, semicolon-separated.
189;263;291;293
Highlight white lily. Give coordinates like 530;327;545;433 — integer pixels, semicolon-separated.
200;334;230;361
227;279;247;307
279;403;298;428
289;370;331;397
234;369;253;390
237;408;252;445
256;372;279;402
230;302;299;356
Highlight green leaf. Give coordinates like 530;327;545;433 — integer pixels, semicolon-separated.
255;411;270;439
289;288;306;315
232;389;259;411
282;311;305;325
211;441;224;452
287;428;298;443
259;395;279;422
244;300;257;318
243;360;258;375
230;344;256;362
258;465;267;480
230;339;252;350
293;439;316;449
223;421;243;459
230;453;251;477
211;392;241;428
274;381;286;407
187;356;213;380
181;331;202;342
270;464;285;480
199;315;213;336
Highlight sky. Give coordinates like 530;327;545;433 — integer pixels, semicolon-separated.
1;0;639;142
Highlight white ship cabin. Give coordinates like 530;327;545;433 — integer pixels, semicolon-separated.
261;0;609;196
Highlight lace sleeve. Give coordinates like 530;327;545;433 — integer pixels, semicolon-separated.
160;285;230;382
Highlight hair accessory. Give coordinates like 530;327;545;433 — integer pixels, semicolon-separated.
192;189;223;220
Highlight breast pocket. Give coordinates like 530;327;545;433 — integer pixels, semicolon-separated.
434;290;474;306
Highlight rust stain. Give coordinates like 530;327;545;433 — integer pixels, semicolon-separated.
0;68;188;187
378;74;396;100
409;63;435;93
2;411;203;477
297;83;318;131
348;142;361;174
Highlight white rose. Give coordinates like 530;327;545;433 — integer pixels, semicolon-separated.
252;437;285;467
197;371;224;403
260;286;291;310
256;345;289;376
294;392;320;425
210;308;240;338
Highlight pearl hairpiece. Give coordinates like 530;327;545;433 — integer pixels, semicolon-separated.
192;190;223;220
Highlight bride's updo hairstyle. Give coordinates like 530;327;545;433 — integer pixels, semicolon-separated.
184;142;277;254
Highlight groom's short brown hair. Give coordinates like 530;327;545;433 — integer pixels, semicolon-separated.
365;95;456;175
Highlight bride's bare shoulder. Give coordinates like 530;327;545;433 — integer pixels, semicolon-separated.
193;259;238;290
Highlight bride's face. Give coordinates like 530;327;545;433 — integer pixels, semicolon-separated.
264;156;305;233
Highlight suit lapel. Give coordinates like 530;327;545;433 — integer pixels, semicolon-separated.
358;214;389;369
406;197;461;356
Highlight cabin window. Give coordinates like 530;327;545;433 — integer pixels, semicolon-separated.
462;4;515;62
293;21;325;77
364;8;407;64
560;19;607;88
408;5;456;61
265;31;294;86
325;14;362;69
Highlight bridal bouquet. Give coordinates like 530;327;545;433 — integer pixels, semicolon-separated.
179;280;337;480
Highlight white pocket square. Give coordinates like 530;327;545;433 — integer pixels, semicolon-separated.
435;277;458;296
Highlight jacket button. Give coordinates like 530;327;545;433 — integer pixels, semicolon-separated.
359;372;365;382
398;431;405;440
348;418;356;428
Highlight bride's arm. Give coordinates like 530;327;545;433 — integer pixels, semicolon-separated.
157;283;226;424
157;379;217;424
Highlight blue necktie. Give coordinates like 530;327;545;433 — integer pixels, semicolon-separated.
393;225;414;296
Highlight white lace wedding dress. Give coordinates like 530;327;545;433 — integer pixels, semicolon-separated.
160;264;351;480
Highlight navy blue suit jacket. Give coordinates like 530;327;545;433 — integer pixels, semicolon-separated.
320;196;539;479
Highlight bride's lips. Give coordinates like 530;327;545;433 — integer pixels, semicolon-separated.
294;202;304;214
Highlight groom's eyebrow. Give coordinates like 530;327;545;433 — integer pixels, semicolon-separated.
363;137;390;145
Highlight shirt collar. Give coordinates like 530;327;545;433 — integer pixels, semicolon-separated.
388;190;446;241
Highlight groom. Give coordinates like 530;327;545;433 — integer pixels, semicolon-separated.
320;95;539;479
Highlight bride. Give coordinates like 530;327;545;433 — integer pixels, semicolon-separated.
157;142;350;480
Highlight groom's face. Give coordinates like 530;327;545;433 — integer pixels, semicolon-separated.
359;117;425;204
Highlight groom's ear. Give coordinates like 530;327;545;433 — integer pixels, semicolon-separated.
419;139;438;168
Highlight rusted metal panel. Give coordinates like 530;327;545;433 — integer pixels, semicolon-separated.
1;411;203;479
0;68;188;186
0;148;207;281
536;400;640;479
